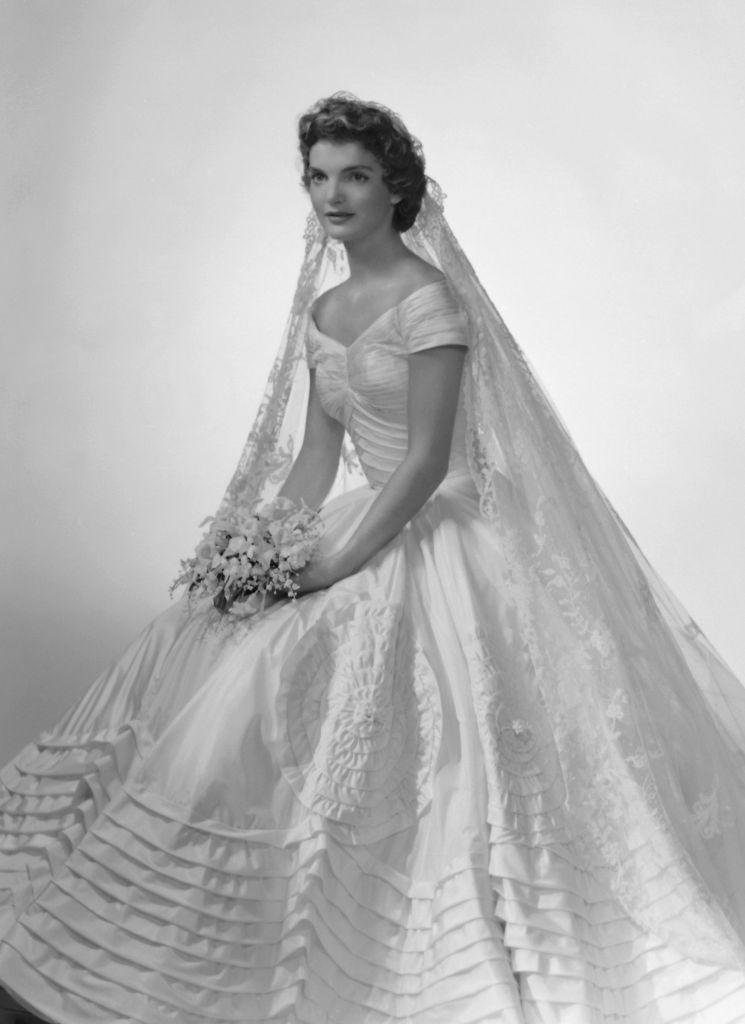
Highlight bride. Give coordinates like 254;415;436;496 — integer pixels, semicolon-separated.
2;93;745;1024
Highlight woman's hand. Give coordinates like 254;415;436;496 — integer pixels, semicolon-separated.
293;554;343;596
212;589;253;614
213;589;280;615
211;554;343;614
212;589;233;613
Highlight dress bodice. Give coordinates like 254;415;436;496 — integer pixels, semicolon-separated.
306;279;471;489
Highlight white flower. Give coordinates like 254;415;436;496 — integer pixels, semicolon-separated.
173;496;324;607
257;548;275;571
226;535;248;555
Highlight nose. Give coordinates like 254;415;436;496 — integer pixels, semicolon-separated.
326;176;344;205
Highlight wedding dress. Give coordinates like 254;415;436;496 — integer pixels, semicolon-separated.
2;189;745;1024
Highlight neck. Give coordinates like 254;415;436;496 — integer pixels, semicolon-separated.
343;222;409;283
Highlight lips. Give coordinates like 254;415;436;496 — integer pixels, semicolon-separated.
326;212;353;221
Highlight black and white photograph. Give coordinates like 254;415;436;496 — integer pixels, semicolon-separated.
2;2;745;1021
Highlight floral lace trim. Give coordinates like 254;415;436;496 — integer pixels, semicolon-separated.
692;780;735;840
463;627;566;840
276;603;441;842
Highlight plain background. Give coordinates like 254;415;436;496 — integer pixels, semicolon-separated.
2;0;744;759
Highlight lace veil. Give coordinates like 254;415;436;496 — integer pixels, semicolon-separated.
210;181;745;969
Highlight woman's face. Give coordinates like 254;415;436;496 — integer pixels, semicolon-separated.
307;140;400;243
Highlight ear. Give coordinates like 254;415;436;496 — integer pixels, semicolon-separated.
390;194;402;206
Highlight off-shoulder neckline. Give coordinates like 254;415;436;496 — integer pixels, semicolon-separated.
309;278;450;351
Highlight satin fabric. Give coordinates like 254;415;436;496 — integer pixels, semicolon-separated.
1;282;744;1022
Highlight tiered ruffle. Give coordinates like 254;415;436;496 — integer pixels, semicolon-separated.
2;763;745;1023
2;482;745;1022
0;725;143;937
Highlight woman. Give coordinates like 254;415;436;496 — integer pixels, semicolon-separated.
1;93;745;1023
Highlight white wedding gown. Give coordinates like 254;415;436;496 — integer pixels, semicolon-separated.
1;279;744;1023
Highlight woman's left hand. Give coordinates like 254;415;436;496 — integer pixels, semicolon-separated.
293;554;343;596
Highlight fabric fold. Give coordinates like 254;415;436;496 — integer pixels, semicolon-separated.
2;284;745;1020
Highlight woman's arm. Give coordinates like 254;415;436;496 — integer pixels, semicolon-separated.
215;370;343;614
296;344;467;593
278;369;344;509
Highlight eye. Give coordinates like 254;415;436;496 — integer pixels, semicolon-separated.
351;172;369;182
308;171;326;184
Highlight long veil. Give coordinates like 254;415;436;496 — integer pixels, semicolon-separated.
207;180;745;969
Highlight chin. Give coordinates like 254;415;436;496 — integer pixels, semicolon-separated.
324;226;361;244
324;220;384;245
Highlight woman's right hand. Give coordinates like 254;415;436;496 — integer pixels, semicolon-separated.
213;589;280;616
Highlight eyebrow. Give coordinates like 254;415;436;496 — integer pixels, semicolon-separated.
308;164;374;173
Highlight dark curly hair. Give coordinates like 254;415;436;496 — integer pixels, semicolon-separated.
298;93;427;233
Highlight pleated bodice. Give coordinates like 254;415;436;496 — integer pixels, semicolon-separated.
2;279;745;1023
307;279;471;489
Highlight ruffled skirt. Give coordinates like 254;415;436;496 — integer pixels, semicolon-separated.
1;475;745;1023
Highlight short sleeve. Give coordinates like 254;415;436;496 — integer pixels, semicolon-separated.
398;280;469;354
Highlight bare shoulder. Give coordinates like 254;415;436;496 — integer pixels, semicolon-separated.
310;257;445;327
310;282;344;322
399;254;446;292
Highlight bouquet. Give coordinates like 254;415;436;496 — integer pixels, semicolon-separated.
170;497;324;614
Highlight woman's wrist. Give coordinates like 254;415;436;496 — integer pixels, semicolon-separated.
324;547;357;586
